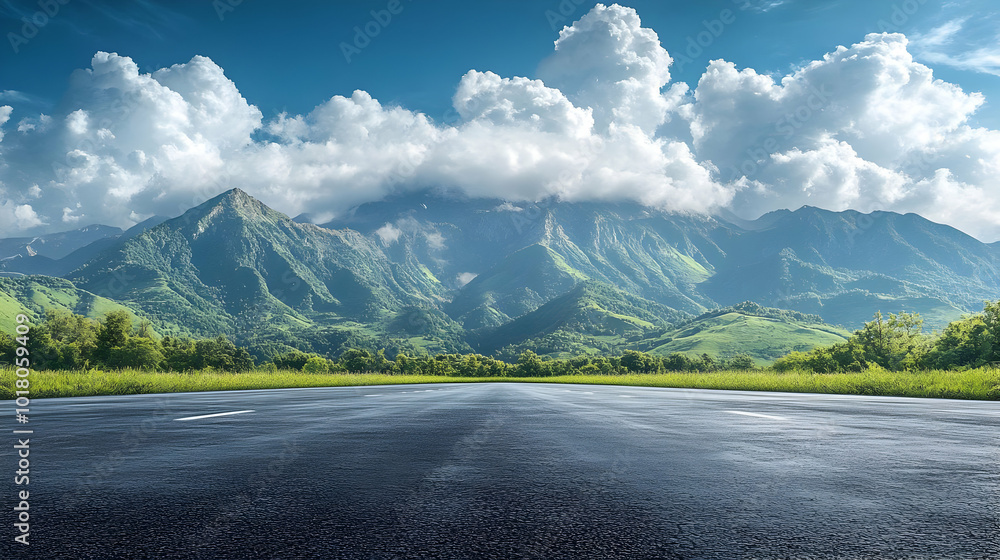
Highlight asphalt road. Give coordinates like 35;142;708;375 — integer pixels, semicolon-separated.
5;383;1000;559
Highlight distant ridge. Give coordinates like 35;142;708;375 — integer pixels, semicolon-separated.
0;188;997;357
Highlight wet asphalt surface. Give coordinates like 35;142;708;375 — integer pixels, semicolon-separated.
4;382;1000;559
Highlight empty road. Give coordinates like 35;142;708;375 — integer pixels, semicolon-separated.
5;383;1000;559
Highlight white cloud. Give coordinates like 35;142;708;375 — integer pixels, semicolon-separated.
0;105;11;142
16;114;51;133
494;202;523;212
375;222;402;245
424;231;446;250
62;206;81;224
690;31;1000;239
0;6;998;241
911;17;1000;76
453;70;593;138
0;203;46;230
740;0;791;13
456;272;477;287
0;91;30;103
691;33;983;172
749;140;908;215
66;110;89;135
537;3;680;134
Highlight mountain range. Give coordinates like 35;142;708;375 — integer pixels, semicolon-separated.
1;188;997;363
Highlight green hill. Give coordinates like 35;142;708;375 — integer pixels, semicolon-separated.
485;293;849;363
633;303;851;365
0;276;137;334
480;281;690;358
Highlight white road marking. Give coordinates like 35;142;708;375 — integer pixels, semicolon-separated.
364;394;381;397
175;410;255;422
619;395;635;398
724;410;788;421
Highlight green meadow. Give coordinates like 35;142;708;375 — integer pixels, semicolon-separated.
3;366;998;401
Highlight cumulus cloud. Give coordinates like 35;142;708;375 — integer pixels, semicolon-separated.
0;51;262;234
537;2;682;134
453;70;594;138
691;33;983;173
0;202;45;230
691;31;1000;238
0;4;998;241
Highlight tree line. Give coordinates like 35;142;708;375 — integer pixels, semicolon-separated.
3;301;999;375
774;301;1000;372
0;309;253;372
0;308;755;375
267;348;756;377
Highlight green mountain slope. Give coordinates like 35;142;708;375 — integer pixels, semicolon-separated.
446;244;588;329
328;193;728;318
66;189;465;355
2;190;995;361
632;302;851;365
706;207;999;329
333;194;1000;332
479;281;690;357
0;276;137;334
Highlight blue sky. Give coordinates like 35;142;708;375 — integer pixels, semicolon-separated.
1;0;999;240
2;0;997;125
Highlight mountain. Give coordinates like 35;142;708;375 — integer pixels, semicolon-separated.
446;244;588;329
65;189;466;355
477;280;690;357
0;217;169;277
481;289;849;364
0;224;122;261
704;207;1000;328
331;194;999;331
327;192;728;319
3;189;996;360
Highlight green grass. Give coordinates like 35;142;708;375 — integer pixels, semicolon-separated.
552;369;1000;400
0;276;136;334
643;313;851;365
2;367;998;400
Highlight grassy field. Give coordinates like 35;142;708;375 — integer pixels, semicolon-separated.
642;312;851;365
2;367;998;400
